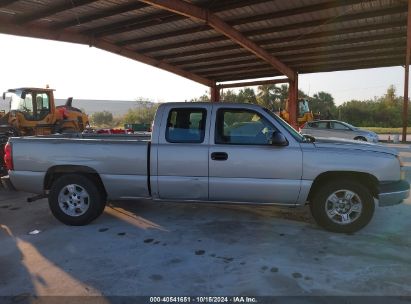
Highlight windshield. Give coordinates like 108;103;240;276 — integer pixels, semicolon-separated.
6;89;51;120
9;90;29;111
263;108;306;142
342;121;357;129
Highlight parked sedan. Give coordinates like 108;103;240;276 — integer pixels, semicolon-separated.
301;120;379;143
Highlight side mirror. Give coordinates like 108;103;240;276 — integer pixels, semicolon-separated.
271;131;288;146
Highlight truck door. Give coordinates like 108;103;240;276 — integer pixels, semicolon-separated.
209;106;302;204
156;105;210;200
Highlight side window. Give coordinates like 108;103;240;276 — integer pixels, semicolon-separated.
36;93;50;111
20;93;34;117
317;122;329;129
215;109;277;145
166;108;206;143
35;93;50;119
331;122;349;130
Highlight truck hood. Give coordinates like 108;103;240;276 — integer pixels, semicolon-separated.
311;137;398;156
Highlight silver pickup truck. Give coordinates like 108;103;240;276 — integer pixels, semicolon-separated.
4;102;409;233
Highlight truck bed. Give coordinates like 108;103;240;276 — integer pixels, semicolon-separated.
10;135;150;199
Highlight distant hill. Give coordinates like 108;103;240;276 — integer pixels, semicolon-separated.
0;98;146;116
55;99;146;116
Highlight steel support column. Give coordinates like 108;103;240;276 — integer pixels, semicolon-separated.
210;84;220;102
402;0;411;143
288;72;298;129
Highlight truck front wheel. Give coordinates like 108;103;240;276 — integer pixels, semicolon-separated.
310;180;375;233
49;174;106;226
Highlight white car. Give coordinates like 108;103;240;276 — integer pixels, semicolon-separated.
301;120;379;143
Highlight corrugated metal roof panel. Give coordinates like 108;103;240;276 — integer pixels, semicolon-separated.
0;0;407;84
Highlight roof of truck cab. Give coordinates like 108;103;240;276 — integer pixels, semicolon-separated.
161;102;265;107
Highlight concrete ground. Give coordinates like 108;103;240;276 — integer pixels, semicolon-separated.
1;144;411;297
378;134;407;143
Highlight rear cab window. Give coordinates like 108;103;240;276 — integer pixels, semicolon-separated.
165;108;207;143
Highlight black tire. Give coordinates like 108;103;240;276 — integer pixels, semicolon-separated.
49;174;106;226
310;180;375;233
354;136;367;141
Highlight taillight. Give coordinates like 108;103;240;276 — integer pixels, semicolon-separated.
4;142;13;171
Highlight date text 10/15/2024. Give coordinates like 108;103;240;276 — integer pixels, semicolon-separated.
149;297;257;303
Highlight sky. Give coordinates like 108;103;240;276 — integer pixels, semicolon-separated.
0;33;406;106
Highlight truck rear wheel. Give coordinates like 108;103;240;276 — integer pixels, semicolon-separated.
49;174;106;226
310;180;375;233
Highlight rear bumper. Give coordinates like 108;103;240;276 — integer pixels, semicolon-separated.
378;180;410;206
1;175;16;191
8;171;45;194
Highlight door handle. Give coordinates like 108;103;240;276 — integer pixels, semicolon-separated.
211;152;228;161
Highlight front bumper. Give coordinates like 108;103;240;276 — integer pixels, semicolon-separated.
379;180;410;206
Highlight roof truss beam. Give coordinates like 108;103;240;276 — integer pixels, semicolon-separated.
16;0;99;24
138;0;295;80
82;11;181;37
217;78;290;89
82;0;272;38
203;54;404;78
176;31;406;68
158;19;406;62
215;59;402;82
136;3;406;54
188;42;406;73
53;2;149;29
118;0;365;46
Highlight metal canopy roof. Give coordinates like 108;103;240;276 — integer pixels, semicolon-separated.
0;0;407;86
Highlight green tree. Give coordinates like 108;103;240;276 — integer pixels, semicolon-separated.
189;91;210;102
310;91;336;117
277;84;289;109
337;85;407;128
123;99;159;124
383;85;397;105
237;88;257;104
91;111;113;126
220;89;239;102
256;84;279;110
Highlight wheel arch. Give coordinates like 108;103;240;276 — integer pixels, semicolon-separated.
44;165;107;199
307;171;379;202
354;136;367;141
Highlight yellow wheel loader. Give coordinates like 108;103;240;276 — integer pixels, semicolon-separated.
0;87;89;174
280;98;314;128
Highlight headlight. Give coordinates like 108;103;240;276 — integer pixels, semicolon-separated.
398;156;406;180
401;170;406;180
398;155;404;167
